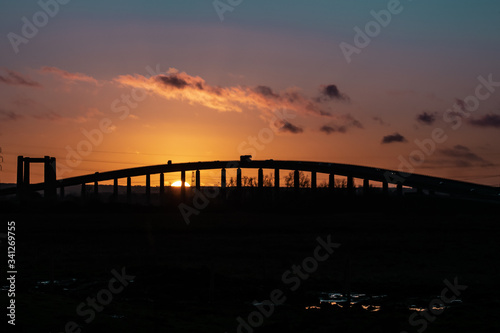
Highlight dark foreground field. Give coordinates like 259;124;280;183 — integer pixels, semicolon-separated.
1;196;500;333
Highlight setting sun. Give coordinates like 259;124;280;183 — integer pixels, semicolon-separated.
171;181;191;187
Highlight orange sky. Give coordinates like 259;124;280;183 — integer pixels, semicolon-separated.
1;2;500;186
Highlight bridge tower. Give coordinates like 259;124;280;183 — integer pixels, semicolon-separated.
16;156;57;200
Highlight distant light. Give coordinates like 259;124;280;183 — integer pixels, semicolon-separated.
171;181;190;187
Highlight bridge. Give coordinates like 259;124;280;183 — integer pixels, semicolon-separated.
0;155;499;202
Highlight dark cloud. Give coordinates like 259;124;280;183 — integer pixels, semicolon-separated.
279;121;303;134
157;75;189;89
373;116;388;126
437;145;493;167
381;132;407;144
0;69;41;87
0;109;23;121
318;84;349;101
320;125;345;134
416;111;437;125
254;85;279;98
468;114;500;128
320;114;362;135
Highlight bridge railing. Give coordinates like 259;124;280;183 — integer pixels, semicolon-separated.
0;157;498;202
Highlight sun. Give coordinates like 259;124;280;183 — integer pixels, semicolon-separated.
171;181;191;187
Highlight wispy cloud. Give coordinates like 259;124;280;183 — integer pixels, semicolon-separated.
381;132;407;144
373;116;389;126
0;109;23;121
319;114;362;134
0;69;41;87
115;68;346;117
278;120;303;134
434;145;493;167
39;66;99;85
468;113;500;128
416;111;437;125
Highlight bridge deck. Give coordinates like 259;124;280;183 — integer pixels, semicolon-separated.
1;159;499;199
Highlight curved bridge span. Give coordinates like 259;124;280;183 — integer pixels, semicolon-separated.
2;156;499;201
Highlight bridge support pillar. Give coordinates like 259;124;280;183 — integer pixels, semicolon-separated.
81;183;86;199
146;174;151;204
181;170;186;200
160;173;165;200
258;168;263;188
44;156;57;201
16;156;24;200
311;171;317;190
294;170;300;190
60;186;65;199
347;176;354;194
274;169;280;189
127;177;132;203
220;168;226;197
397;183;403;196
274;168;280;200
237;168;242;188
196;170;200;190
363;179;370;195
382;181;389;194
113;178;118;200
94;172;99;196
329;173;335;190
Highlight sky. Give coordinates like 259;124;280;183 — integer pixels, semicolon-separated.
1;0;500;186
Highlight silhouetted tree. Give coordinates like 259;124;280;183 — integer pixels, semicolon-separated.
318;181;328;188
242;176;256;187
263;173;274;187
335;179;347;188
284;171;310;188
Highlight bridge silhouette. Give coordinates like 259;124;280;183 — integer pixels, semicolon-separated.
1;155;499;203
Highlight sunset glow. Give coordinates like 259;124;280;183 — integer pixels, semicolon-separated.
171;181;191;187
0;1;499;187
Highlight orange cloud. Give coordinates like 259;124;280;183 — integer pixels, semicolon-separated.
114;68;341;117
0;68;41;87
39;66;99;85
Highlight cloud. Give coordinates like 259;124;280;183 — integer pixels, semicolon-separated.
0;69;41;87
253;85;279;98
381;132;407;144
74;107;104;123
0;109;23;121
373;116;389;126
31;111;63;121
416;111;437;125
320;125;343;134
115;68;345;117
278;120;303;134
468;114;500;128
436;145;493;167
39;66;99;85
319;84;349;101
319;114;362;134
